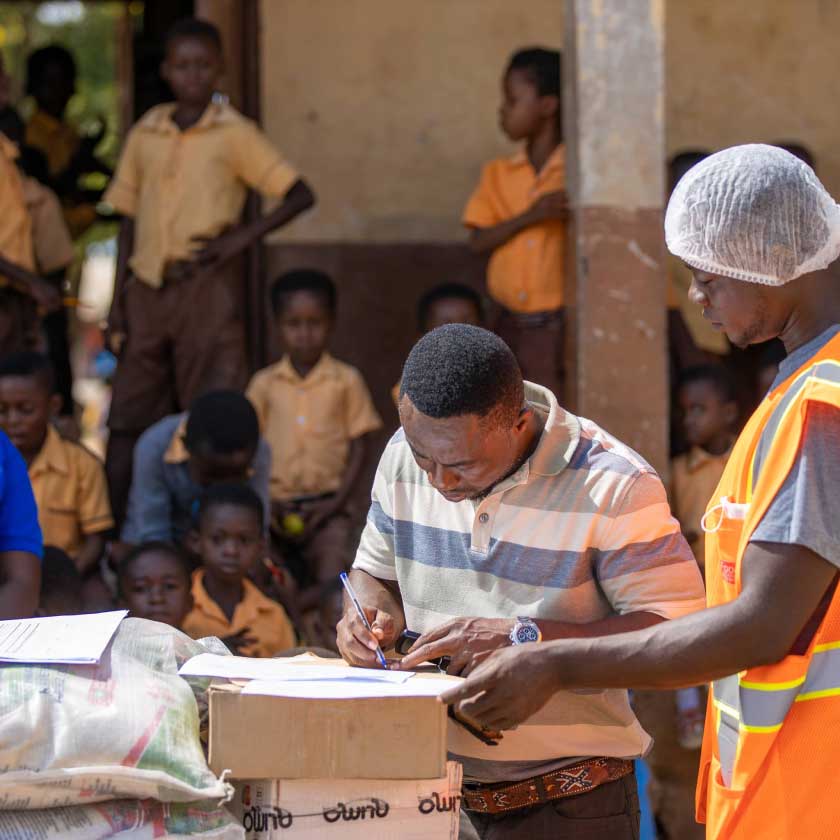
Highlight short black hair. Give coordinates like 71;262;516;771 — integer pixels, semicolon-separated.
184;390;260;456
117;541;192;597
270;269;336;318
507;47;561;98
164;17;223;55
677;364;737;404
197;482;264;531
26;45;76;96
41;546;82;603
400;324;523;427
417;283;483;332
0;351;55;394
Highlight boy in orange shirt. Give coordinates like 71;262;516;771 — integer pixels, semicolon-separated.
183;483;295;657
463;47;567;398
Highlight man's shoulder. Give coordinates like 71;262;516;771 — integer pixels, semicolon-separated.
55;433;105;471
568;417;658;484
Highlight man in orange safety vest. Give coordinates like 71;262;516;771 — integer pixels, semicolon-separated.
440;144;840;839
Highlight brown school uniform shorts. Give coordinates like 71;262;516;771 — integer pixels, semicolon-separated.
108;260;249;432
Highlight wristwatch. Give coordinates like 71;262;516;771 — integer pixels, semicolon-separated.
509;617;542;645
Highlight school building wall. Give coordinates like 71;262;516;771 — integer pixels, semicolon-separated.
255;0;840;456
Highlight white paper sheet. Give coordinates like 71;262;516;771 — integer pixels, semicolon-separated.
0;610;127;664
240;675;462;699
178;653;413;683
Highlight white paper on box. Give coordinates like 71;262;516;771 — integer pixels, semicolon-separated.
0;610;127;664
230;761;463;839
179;654;413;683
240;675;462;699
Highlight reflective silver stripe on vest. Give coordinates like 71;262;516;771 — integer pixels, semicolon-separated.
713;645;840;785
799;645;840;698
752;361;840;490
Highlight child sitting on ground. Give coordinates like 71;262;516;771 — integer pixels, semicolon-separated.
463;47;567;398
118;541;194;629
182;483;295;657
0;352;113;577
391;281;484;405
247;269;382;611
670;364;739;749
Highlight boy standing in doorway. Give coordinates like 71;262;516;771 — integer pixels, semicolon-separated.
463;48;567;398
103;17;316;525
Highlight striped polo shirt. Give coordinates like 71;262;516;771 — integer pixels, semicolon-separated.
353;382;706;783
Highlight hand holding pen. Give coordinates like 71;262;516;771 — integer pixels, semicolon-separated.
338;571;390;669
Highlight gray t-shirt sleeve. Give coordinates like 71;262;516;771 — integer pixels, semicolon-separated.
751;402;840;567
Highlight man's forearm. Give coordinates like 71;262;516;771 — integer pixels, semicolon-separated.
539;610;665;642
547;542;837;691
547;599;778;691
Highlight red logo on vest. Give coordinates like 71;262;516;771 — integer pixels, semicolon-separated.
721;559;736;584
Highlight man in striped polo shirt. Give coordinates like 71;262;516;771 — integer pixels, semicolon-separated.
338;324;705;839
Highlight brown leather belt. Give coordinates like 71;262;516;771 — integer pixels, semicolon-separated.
462;757;634;814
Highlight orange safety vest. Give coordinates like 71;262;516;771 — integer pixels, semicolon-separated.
697;330;840;839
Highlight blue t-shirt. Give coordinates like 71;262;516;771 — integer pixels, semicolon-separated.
0;432;42;557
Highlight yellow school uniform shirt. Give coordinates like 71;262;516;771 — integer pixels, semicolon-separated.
247;353;383;502
21;176;74;274
463;145;566;313
104;102;299;288
28;425;114;559
0;133;34;279
25;109;79;177
182;569;295;658
25;109;97;238
669;444;732;569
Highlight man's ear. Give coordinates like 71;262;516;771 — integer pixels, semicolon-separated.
514;404;533;434
48;393;62;418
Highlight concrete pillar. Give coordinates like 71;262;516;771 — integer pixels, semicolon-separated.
194;0;244;109
563;0;668;475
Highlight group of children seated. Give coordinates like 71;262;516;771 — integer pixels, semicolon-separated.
1;273;485;658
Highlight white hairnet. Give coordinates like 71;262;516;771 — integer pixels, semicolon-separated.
665;144;840;286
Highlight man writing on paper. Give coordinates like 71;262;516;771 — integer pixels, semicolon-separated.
442;146;840;840
337;323;705;839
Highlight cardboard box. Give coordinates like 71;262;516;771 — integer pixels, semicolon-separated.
208;676;450;780
229;762;463;839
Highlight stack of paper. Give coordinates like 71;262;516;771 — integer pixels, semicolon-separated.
178;653;462;699
0;610;127;665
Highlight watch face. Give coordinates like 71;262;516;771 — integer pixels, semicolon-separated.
516;623;540;644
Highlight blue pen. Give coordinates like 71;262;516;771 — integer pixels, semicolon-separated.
339;571;389;669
